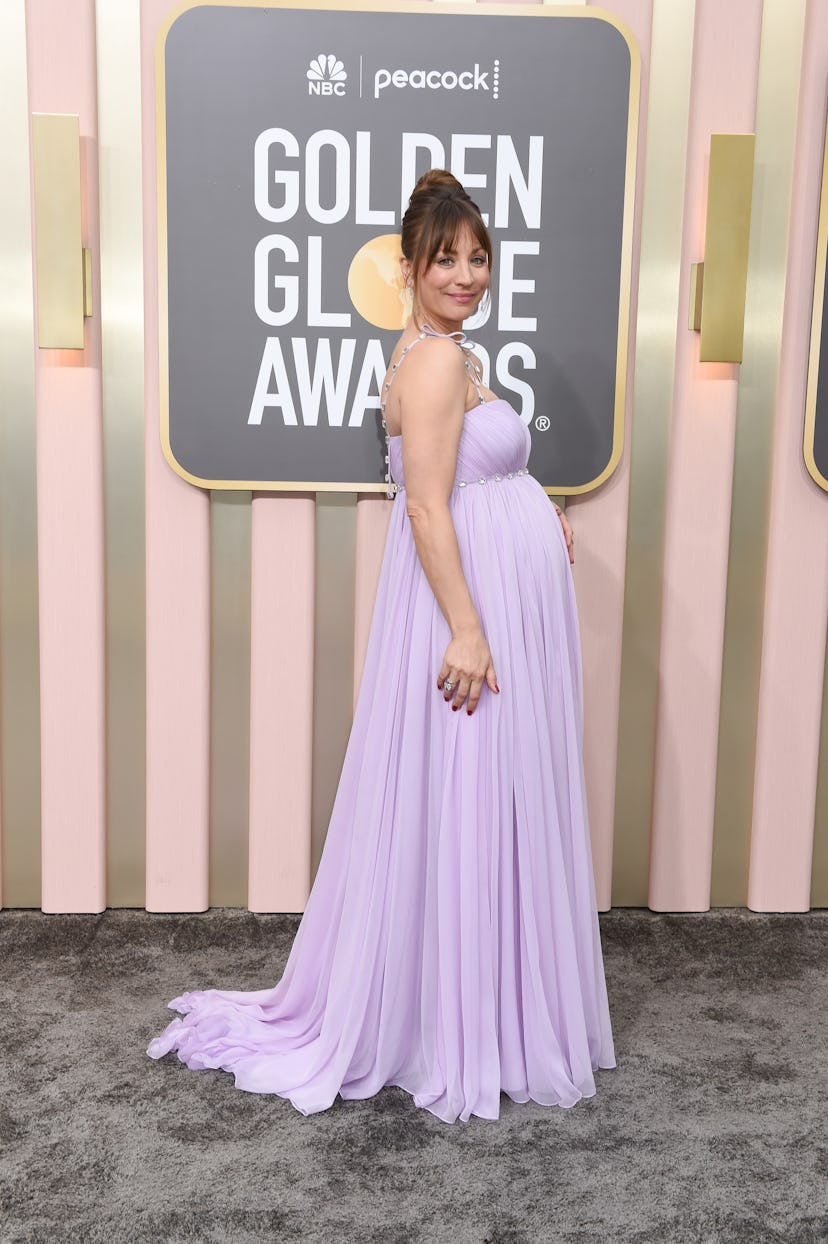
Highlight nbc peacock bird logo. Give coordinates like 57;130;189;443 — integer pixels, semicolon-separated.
307;54;348;96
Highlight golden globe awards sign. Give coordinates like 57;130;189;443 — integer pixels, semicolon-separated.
157;1;639;492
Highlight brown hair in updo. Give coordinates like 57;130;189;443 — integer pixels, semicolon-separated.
401;169;493;285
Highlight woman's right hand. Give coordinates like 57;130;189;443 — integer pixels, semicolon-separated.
437;627;499;715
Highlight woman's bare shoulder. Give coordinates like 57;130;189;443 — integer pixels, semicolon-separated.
401;334;467;396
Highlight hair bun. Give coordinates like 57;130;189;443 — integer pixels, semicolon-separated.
409;169;465;201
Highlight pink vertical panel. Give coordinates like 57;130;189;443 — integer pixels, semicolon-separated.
248;494;315;913
27;0;107;912
37;368;106;912
353;497;393;707
567;0;652;910
142;0;211;911
648;0;762;911
748;0;828;912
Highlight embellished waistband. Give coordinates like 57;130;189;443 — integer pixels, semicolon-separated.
389;466;530;495
457;467;531;488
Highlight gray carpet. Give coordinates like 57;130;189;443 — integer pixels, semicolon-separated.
0;908;825;1244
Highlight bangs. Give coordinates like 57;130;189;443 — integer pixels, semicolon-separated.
415;198;493;275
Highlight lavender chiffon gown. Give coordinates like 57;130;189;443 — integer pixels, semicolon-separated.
146;341;616;1124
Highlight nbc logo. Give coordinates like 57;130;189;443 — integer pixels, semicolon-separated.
307;54;347;97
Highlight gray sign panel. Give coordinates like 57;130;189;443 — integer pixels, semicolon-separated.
158;1;639;492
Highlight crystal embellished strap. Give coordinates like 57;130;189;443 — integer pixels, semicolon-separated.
380;329;427;497
380;323;487;498
420;323;470;346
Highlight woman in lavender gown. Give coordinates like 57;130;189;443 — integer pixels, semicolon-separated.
147;170;616;1124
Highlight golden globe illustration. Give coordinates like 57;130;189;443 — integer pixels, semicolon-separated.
348;234;409;329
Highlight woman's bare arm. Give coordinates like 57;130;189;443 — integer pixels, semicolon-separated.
397;339;498;713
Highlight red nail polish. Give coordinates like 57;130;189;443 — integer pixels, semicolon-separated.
452;704;458;711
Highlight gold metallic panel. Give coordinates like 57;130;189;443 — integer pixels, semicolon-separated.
82;247;93;317
31;113;86;350
803;100;828;494
711;0;808;906
689;261;704;332
0;0;41;907
811;621;828;908
209;492;252;906
613;0;697;906
95;0;148;905
697;134;755;364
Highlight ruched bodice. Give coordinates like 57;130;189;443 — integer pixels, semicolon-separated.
388;398;533;492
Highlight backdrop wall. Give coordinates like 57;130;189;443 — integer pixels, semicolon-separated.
0;0;826;914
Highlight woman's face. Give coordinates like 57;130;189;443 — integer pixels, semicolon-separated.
405;226;490;329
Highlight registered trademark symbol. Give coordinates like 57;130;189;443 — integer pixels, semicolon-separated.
534;415;550;431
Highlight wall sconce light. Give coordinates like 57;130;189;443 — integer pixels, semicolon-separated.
31;113;92;349
689;133;755;363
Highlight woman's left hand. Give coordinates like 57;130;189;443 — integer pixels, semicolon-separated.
554;503;575;565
